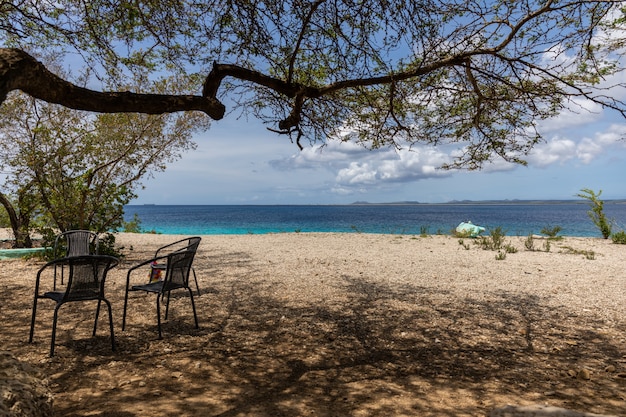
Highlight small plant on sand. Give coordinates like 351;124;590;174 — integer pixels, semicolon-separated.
577;188;612;239
495;251;507;260
524;234;553;252
503;243;518;253
543;240;551;252
458;239;470;250
540;225;563;240
524;234;535;251
560;245;596;260
420;225;429;237
611;230;626;244
477;226;506;250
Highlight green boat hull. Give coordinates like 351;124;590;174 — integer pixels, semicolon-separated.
0;247;48;260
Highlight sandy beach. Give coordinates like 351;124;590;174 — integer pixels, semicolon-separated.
1;231;625;416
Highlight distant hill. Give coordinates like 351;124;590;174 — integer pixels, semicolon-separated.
351;199;626;205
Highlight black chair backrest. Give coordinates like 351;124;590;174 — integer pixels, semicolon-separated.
186;237;201;253
154;236;201;258
59;255;118;301
55;230;99;258
163;250;196;292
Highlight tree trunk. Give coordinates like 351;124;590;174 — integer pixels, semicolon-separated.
0;192;32;248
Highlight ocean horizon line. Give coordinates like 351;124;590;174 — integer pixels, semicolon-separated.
129;198;626;207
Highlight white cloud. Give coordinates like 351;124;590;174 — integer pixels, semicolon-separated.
528;137;577;167
527;123;626;168
270;139;457;195
336;162;379;185
537;98;604;133
576;138;604;164
595;124;626;146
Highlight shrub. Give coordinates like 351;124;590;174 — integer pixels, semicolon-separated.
576;188;612;239
122;214;142;233
503;244;518;253
540;225;563;240
611;231;626;244
477;226;507;250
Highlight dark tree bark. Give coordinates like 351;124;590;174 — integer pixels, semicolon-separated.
0;192;32;248
0;48;226;119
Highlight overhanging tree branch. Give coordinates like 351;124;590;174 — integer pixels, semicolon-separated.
0;48;226;119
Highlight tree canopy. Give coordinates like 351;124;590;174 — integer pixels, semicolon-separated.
1;0;625;168
0;58;205;245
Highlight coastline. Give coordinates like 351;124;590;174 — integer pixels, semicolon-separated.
121;203;626;237
2;231;625;415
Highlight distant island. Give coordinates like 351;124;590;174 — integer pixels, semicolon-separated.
350;199;626;205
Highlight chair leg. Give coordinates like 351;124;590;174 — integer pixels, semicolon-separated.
102;298;116;352
188;288;199;329
122;288;130;331
192;268;201;296
155;294;163;340
164;291;171;320
29;296;39;343
93;299;102;336
50;304;62;357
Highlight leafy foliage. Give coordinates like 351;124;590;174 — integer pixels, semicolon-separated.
2;1;626;168
540;225;563;240
477;226;507;251
0;60;205;242
611;230;626;244
576;188;612;239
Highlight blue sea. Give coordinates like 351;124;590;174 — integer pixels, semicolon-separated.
123;202;626;238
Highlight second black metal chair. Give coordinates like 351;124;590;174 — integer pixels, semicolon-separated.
122;249;199;339
151;236;202;295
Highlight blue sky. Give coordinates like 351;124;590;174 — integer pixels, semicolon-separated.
135;23;626;205
135;101;626;205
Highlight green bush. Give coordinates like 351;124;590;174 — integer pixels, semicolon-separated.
611;231;626;244
540;225;563;240
122;214;143;233
477;226;507;250
576;188;612;239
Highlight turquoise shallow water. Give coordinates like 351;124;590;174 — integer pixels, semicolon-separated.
123;202;626;238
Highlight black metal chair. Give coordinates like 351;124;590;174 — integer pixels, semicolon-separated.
29;255;119;357
122;249;199;339
151;236;202;295
53;230;99;290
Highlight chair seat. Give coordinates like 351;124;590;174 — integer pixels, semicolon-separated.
42;291;64;303
131;281;184;293
43;290;100;302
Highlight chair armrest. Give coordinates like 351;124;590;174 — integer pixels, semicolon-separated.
33;257;75;295
125;254;170;289
154;238;190;258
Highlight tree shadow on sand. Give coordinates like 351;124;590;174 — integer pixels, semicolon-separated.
1;250;625;416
